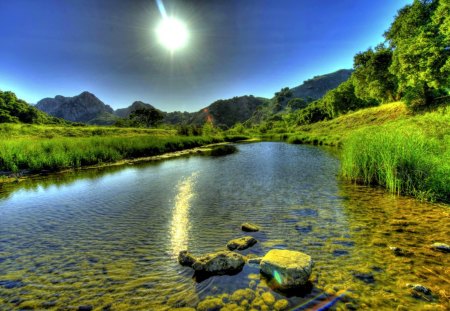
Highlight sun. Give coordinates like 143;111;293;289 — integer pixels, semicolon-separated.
156;17;189;52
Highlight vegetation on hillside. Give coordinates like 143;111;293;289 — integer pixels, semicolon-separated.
0;90;66;124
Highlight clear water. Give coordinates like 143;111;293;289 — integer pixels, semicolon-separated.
0;142;448;310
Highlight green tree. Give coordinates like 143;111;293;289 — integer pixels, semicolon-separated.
286;98;307;111
385;0;449;107
129;108;163;127
353;45;398;103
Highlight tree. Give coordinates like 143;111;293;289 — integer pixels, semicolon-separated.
385;0;449;108
129;108;163;127
353;45;398;103
286;98;307;111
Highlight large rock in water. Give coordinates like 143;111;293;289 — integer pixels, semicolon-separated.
260;249;313;289
178;251;245;276
227;236;257;251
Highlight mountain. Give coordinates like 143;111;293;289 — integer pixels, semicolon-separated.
0;90;66;124
36;91;117;124
247;69;353;124
189;95;269;129
115;101;156;118
290;69;353;100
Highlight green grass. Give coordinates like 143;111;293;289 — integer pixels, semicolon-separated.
0;135;222;173
340;106;450;202
254;101;450;202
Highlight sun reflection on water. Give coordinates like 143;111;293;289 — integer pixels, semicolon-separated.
170;172;197;257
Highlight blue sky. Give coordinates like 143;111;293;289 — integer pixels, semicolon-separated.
0;0;411;111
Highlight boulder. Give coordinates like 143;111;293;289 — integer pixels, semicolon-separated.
241;223;260;232
178;251;197;267
260;249;313;289
196;297;223;311
431;242;450;253
227;236;257;251
192;251;245;275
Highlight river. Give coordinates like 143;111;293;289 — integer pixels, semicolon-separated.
0;142;448;310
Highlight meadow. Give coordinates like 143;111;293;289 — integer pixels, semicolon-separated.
0;124;224;173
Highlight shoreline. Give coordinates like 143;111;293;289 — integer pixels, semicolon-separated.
0;142;232;185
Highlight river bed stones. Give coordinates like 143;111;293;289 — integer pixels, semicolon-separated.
260;249;313;290
431;242;450;253
241;222;260;232
227;236;257;251
178;250;245;276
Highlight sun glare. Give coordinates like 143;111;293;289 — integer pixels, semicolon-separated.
156;17;189;52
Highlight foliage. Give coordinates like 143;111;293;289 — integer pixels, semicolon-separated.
286;98;308;111
129;108;164;127
273;87;293;111
385;0;449;108
353;45;398;103
0;90;66;124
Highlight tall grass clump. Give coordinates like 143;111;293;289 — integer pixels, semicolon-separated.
341;126;450;202
0;135;220;173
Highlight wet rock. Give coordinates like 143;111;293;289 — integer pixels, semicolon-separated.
241;223;260;232
227;236;257;251
389;246;413;257
197;298;224;311
431;242;450;253
230;288;256;303
246;256;262;265
407;283;432;295
261;292;275;306
192;251;245;275
274;299;289;311
260;249;313;289
351;271;375;284
220;303;244;311
251;297;268;310
178;251;197;267
78;306;93;311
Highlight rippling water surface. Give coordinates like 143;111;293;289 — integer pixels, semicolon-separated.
0;142;448;310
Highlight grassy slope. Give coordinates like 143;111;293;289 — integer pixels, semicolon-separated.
286;102;450;202
287;102;409;146
0;124;223;173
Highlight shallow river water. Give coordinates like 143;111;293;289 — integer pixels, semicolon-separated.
0;142;449;310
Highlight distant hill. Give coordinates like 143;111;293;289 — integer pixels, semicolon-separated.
0;90;66;124
36;91;117;124
291;69;353;101
32;69;353;127
115;101;156;118
189;95;269;129
248;69;353;124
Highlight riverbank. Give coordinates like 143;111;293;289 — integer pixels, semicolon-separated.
0;124;248;182
273;102;450;203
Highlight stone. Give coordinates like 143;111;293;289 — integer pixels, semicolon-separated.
407;283;432;295
274;299;289;311
261;292;275;306
192;251;245;275
178;251;197;267
431;242;450;253
249;280;257;289
227;236;257;251
230;288;256;303
247;257;262;265
260;249;313;289
241;223;260;232
251;297;267;310
352;271;375;284
197;298;224;311
78;306;93;311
